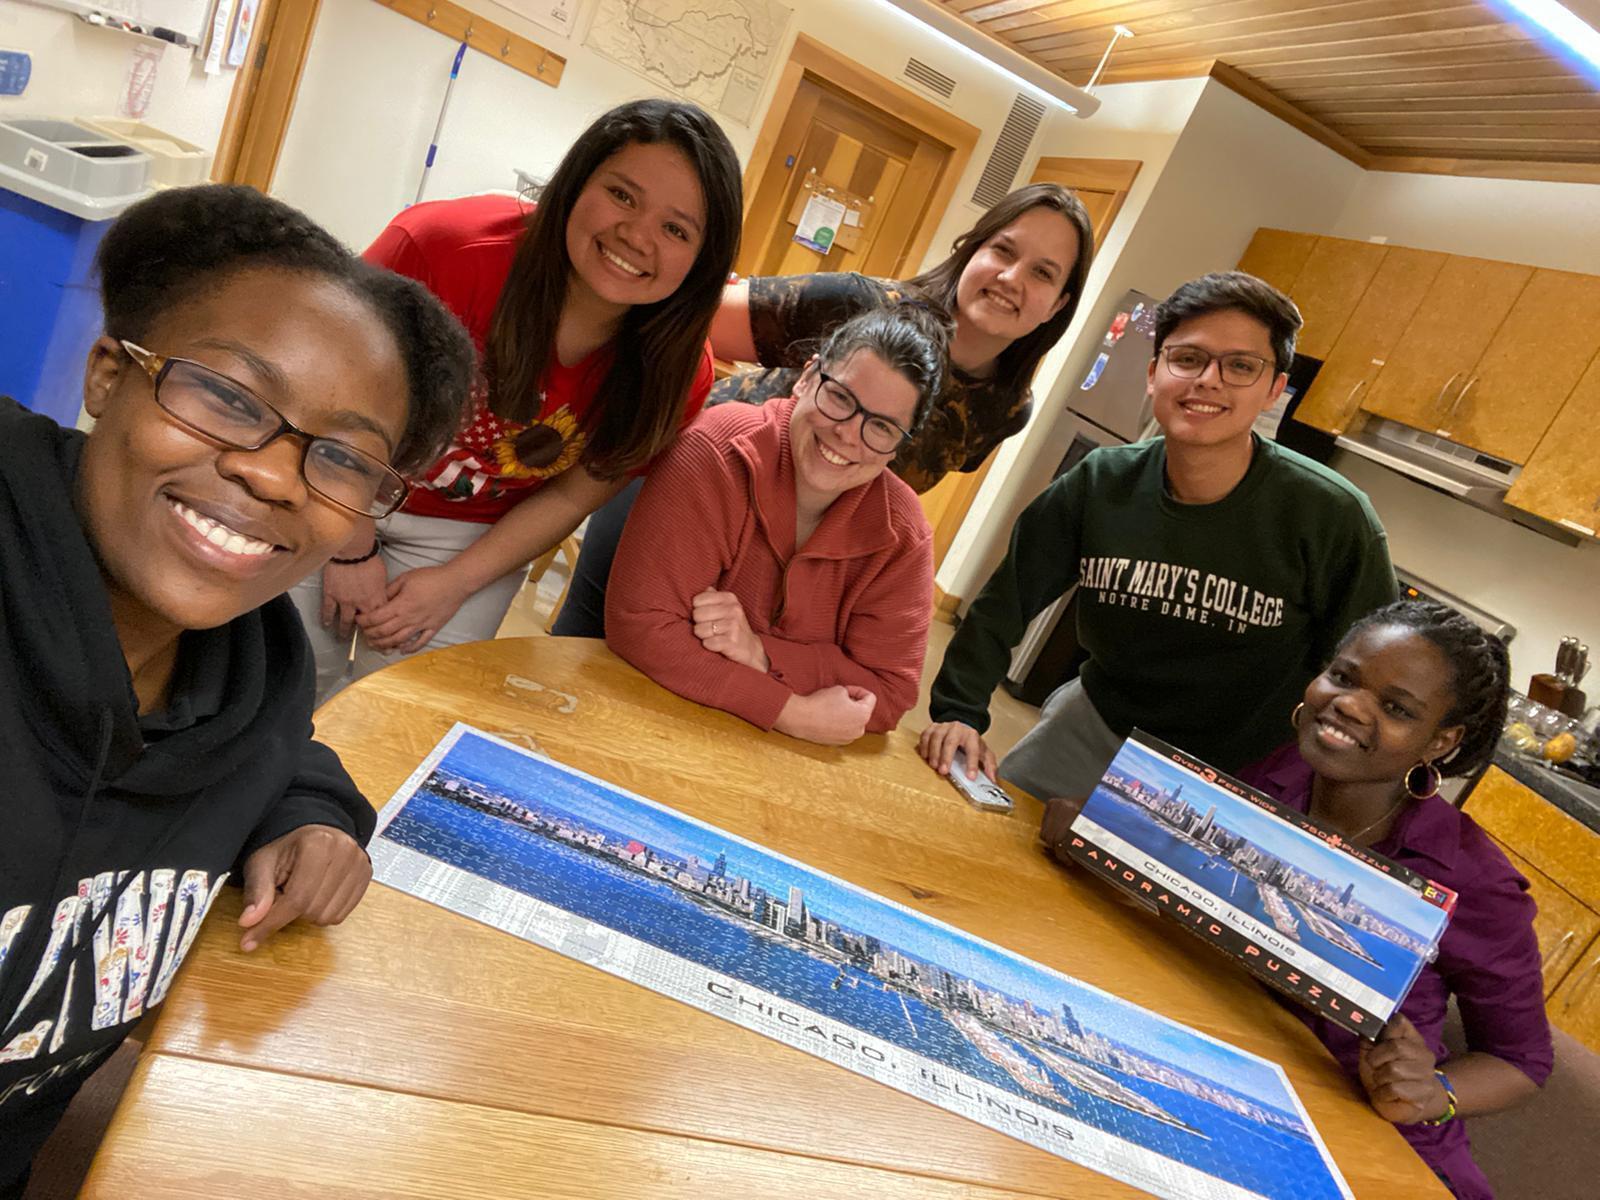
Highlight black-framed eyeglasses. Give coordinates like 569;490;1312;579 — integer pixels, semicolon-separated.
1159;344;1275;388
812;368;914;456
120;340;408;519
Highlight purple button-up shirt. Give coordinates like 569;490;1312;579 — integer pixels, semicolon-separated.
1237;743;1553;1200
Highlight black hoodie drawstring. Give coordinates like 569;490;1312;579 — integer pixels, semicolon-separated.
1;713;113;1042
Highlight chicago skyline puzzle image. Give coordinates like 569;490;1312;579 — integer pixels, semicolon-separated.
1069;734;1453;1037
368;725;1354;1200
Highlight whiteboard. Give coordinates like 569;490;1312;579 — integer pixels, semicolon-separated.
126;0;213;38
18;0;215;40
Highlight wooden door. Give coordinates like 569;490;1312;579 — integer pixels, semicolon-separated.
1285;236;1388;360
1028;157;1141;252
1441;269;1600;463
1235;228;1317;295
1294;247;1447;435
213;0;322;189
1359;256;1533;434
1507;351;1600;538
1492;840;1600;997
739;76;950;281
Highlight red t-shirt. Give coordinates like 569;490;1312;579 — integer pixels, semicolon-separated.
364;193;714;523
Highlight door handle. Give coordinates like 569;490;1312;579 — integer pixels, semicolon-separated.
1562;953;1600;1010
1548;929;1578;974
1431;372;1462;418
1346;379;1367;405
1446;375;1478;425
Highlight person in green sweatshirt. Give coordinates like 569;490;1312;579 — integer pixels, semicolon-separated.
919;271;1397;798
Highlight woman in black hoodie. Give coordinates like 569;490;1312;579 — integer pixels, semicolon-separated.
0;185;472;1193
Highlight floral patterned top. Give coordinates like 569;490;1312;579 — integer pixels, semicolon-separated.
714;272;1033;494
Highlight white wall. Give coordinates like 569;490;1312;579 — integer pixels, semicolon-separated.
1334;453;1600;692
1327;171;1600;274
271;0;1103;256
940;78;1367;598
0;3;235;153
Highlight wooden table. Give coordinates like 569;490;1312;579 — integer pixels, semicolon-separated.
82;639;1446;1198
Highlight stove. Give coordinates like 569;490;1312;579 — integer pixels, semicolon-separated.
1394;567;1516;645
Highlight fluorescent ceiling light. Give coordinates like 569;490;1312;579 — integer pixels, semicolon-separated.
1494;0;1600;75
874;0;1101;117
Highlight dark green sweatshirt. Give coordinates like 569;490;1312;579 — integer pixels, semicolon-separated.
930;436;1397;773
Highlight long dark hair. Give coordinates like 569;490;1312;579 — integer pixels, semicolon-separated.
906;183;1093;398
485;99;741;477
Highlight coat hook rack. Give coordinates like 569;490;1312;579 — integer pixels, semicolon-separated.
374;0;565;88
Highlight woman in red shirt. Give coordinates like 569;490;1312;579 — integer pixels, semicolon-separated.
292;99;741;699
605;304;948;745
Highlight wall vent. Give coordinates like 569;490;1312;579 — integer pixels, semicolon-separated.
970;92;1047;209
903;56;957;100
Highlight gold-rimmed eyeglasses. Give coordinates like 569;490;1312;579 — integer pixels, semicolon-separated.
120;340;408;519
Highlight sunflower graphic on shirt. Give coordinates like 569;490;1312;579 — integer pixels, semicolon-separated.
493;405;587;479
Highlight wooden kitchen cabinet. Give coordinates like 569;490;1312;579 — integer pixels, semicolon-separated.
1235;228;1317;295
1466;767;1600;912
1293;246;1447;435
1283;236;1389;360
1492;840;1600;996
1465;765;1600;1047
1548;942;1600;1047
1359;256;1533;434
1506;351;1600;537
1435;269;1600;464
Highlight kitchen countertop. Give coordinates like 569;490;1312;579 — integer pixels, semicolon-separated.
1488;748;1600;833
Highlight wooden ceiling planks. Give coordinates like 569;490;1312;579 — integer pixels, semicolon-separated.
930;0;1600;178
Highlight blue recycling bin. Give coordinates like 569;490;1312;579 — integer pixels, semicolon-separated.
0;188;117;426
0;118;150;427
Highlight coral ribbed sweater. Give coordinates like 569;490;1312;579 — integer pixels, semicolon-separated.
606;398;933;733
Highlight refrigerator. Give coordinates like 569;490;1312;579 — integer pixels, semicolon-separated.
1003;289;1158;703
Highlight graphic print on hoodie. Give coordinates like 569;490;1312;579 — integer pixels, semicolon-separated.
0;399;376;1191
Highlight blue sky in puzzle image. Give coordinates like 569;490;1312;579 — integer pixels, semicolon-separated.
1096;739;1445;946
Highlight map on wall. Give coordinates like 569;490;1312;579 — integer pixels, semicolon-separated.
490;0;584;39
584;0;793;125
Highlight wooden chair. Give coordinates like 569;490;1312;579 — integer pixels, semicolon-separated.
525;535;582;632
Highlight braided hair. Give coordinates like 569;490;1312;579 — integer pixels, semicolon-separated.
95;184;473;475
1342;599;1511;777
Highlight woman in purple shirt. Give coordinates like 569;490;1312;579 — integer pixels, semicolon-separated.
1046;598;1548;1197
1236;599;1549;1198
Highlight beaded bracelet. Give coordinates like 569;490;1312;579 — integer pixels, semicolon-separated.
1420;1070;1458;1125
330;539;381;565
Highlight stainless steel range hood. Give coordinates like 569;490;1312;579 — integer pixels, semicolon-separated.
1336;417;1581;546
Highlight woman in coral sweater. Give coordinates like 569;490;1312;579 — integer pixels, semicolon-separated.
605;305;947;745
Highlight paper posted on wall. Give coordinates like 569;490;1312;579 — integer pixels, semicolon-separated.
793;192;846;253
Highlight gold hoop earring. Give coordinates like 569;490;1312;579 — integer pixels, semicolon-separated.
1290;702;1306;731
1406;761;1442;800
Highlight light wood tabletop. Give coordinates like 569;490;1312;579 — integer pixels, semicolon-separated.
86;637;1447;1199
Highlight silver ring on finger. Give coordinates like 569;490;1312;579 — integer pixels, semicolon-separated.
712;622;720;635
